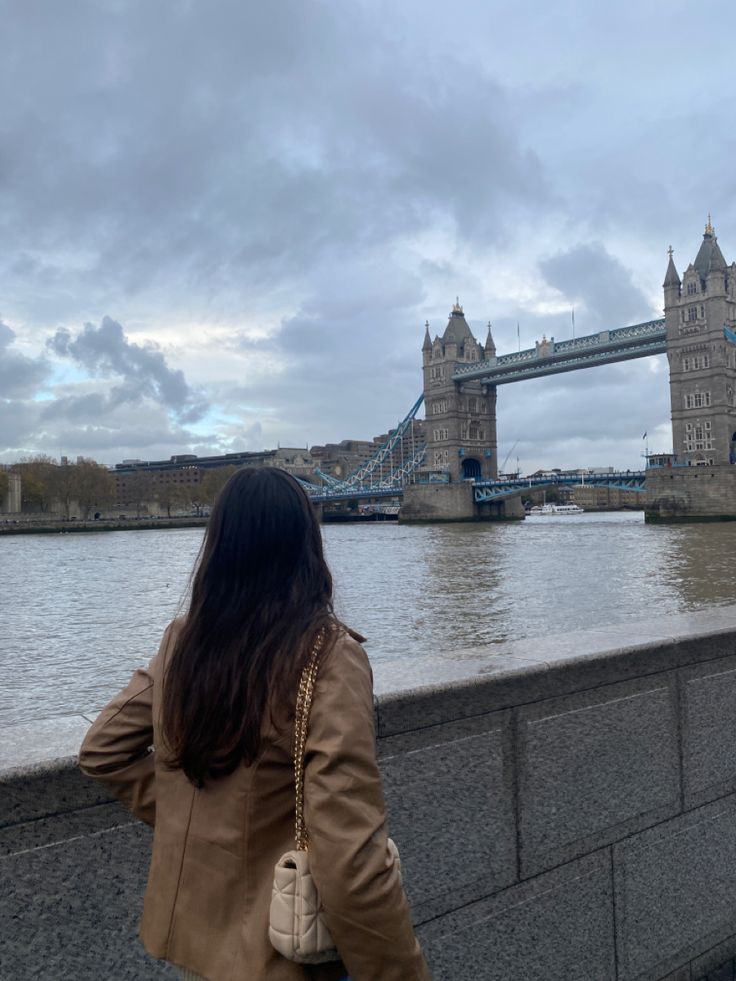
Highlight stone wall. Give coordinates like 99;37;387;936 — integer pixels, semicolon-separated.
646;464;736;520
5;610;736;978
1;470;21;513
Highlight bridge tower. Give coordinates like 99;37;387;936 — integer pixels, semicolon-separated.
664;219;736;465
422;302;498;481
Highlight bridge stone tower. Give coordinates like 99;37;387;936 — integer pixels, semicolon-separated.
664;219;736;466
422;302;498;481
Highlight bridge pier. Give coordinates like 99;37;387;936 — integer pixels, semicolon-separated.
646;464;736;521
400;481;524;523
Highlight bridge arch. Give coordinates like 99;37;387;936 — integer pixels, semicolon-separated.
461;457;482;480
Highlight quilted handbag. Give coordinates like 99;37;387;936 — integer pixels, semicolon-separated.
269;629;400;964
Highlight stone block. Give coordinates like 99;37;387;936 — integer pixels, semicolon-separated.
378;712;516;920
680;656;736;807
658;970;691;981
376;656;551;737
614;796;736;980
705;963;735;981
517;675;681;875
692;935;736;980
0;800;132;857
375;608;736;737
0;820;175;979
0;759;110;828
417;849;615;981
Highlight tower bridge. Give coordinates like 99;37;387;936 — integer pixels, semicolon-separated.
308;221;736;521
452;318;666;385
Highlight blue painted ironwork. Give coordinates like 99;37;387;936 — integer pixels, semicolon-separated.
453;319;666;385
473;471;646;503
303;395;427;503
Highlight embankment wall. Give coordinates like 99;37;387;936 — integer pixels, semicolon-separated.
5;610;736;979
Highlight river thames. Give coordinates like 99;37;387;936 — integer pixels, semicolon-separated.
2;511;735;727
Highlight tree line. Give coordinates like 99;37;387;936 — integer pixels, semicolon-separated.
4;457;241;518
9;456;115;518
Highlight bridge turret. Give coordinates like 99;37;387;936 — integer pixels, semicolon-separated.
421;301;498;482
664;220;736;467
706;233;728;298
663;246;681;305
422;321;432;367
484;321;496;359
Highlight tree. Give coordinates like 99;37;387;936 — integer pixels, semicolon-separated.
121;470;156;518
200;466;238;506
155;481;192;518
14;455;57;512
49;463;77;520
74;459;114;519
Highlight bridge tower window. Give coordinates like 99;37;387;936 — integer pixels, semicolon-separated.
688;306;698;322
687;281;697;295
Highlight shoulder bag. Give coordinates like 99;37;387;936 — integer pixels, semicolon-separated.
268;628;400;964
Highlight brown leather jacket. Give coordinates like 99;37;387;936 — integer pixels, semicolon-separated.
78;621;431;981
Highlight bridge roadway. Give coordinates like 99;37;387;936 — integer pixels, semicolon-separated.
453;318;666;385
310;471;646;505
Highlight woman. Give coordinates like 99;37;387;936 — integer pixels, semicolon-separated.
79;467;430;981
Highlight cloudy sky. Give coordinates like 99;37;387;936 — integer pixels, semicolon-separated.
2;0;735;473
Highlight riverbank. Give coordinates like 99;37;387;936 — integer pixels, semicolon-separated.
0;516;208;535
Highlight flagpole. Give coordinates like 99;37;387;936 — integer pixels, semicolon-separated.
517;322;520;352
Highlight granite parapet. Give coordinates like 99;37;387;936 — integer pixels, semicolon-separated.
5;607;736;977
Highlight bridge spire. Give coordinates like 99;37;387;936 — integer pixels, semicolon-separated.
422;320;432;351
484;321;496;358
663;246;681;289
705;213;715;236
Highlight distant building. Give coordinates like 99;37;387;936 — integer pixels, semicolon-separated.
568;484;642;511
311;420;426;482
112;447;315;510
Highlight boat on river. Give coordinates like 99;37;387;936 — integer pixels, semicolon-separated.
527;503;585;516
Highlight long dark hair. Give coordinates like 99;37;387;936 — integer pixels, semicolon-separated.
162;466;337;786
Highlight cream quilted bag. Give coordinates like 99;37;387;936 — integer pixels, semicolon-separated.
269;630;400;964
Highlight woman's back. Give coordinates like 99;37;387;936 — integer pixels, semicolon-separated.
79;468;431;980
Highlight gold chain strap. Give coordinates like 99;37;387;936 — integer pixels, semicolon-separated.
293;628;326;852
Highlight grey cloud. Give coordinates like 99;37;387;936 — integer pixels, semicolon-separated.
47;317;208;422
539;243;656;334
0;320;48;398
0;0;551;328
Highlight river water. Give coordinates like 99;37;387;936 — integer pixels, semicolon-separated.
2;512;735;727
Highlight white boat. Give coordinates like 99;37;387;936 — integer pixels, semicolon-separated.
527;503;585;515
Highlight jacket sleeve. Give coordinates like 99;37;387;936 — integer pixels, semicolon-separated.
77;624;174;826
303;633;431;981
